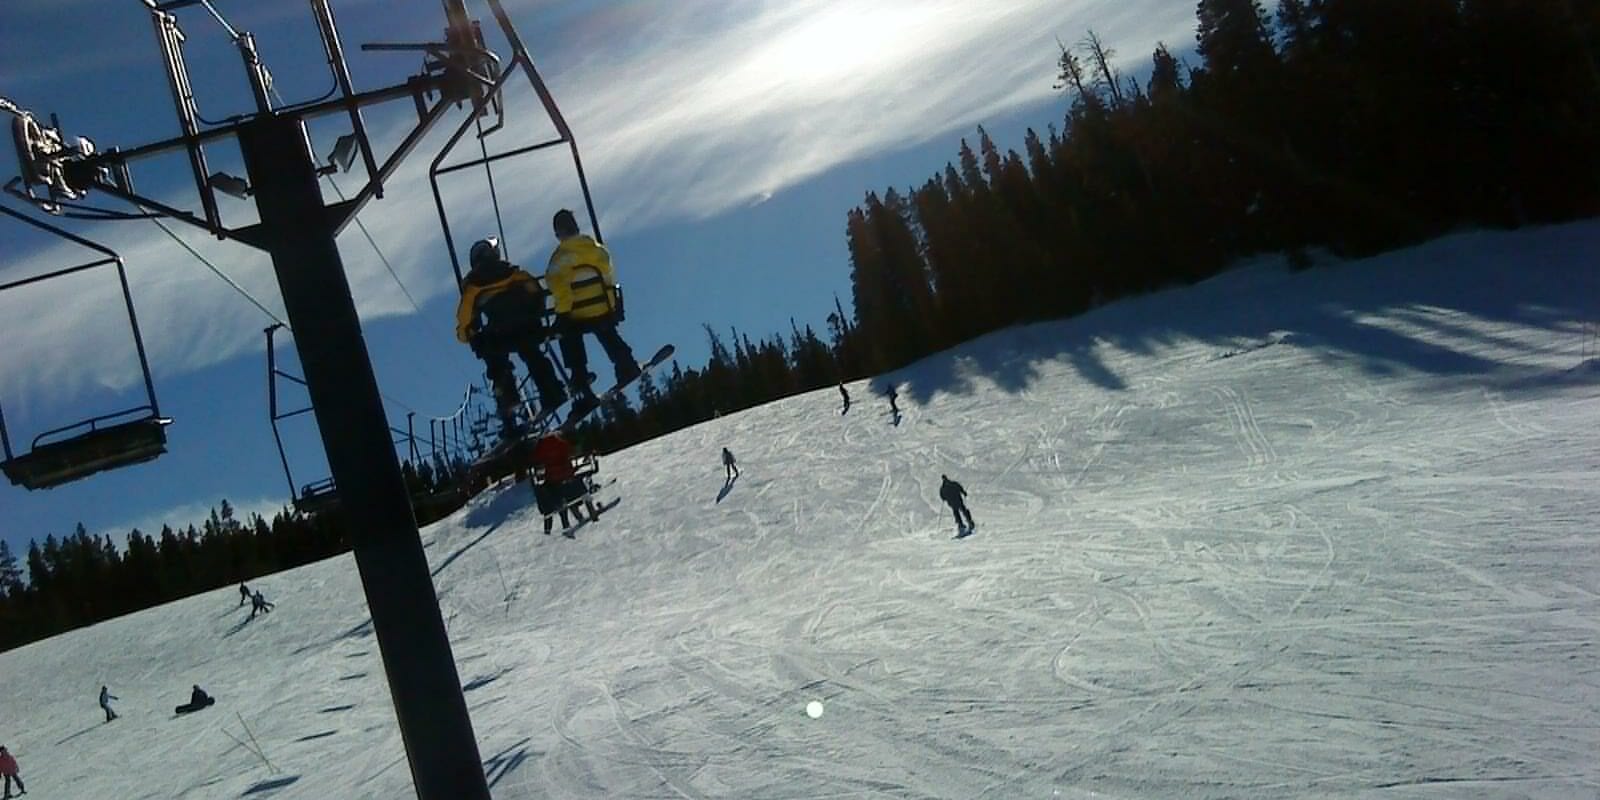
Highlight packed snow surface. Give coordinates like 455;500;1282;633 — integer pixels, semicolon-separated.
2;223;1598;798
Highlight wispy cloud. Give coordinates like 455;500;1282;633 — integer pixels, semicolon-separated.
100;496;290;541
0;0;1197;410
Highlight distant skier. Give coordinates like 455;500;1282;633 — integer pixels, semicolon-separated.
532;431;598;536
237;582;250;607
884;383;900;416
547;209;639;420
98;685;118;722
249;590;274;619
939;474;975;532
838;381;850;414
722;447;739;480
456;236;568;433
175;684;214;715
0;745;25;798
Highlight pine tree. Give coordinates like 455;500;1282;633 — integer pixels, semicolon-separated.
0;541;23;597
1195;0;1278;77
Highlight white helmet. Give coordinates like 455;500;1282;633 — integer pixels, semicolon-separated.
468;237;501;269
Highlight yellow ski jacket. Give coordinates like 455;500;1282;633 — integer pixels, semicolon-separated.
545;234;619;321
454;266;544;342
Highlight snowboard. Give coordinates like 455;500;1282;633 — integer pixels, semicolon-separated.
561;344;674;429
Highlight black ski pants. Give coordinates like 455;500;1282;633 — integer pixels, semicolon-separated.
475;331;564;409
946;500;973;529
4;772;24;795
558;317;636;387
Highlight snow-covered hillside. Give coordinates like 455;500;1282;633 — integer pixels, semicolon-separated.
2;222;1597;799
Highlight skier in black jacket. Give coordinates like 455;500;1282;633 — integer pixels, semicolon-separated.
455;237;568;433
939;474;975;531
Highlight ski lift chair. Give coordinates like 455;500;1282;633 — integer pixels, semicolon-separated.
0;205;171;490
2;411;170;490
294;476;341;516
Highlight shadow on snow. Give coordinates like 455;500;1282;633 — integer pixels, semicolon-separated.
883;224;1600;404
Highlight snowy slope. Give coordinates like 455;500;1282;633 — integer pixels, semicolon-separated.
2;222;1597;799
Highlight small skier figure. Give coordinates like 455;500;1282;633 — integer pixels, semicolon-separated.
547;209;639;419
722;447;739;480
249;590;274;619
98;685;118;722
237;582;250;607
0;745;25;798
532;431;598;537
884;383;900;416
939;474;975;533
838;381;850;414
456;236;568;435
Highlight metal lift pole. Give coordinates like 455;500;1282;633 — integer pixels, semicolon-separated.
238;111;489;799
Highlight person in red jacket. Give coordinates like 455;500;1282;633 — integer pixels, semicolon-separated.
531;432;599;536
0;745;26;797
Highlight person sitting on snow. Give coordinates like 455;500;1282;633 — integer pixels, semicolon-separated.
175;684;214;714
546;209;639;419
456;236;568;435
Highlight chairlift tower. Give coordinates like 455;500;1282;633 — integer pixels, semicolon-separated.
1;1;603;797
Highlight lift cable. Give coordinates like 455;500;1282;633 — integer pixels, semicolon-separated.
260;78;424;315
143;206;436;417
324;175;423;313
195;0;241;40
475;114;508;253
143;210;289;327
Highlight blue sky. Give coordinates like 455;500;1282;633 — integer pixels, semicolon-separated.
0;0;1200;550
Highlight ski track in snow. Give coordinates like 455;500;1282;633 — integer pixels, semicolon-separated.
3;223;1600;798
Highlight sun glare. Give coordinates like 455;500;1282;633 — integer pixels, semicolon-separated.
756;6;915;86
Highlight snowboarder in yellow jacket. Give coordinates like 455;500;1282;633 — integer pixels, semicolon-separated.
546;209;639;415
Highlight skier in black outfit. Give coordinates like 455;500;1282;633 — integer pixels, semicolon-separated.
249;590;274;619
237;582;250;607
838;382;850;414
722;447;739;480
939;474;975;532
884;384;900;416
455;237;568;434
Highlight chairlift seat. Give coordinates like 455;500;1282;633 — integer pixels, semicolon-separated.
2;415;171;490
294;477;341;516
